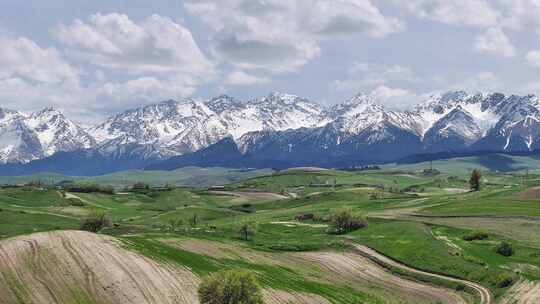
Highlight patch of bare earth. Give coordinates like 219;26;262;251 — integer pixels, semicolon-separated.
500;280;540;304
0;230;199;304
208;191;287;200
0;232;328;304
294;250;466;304
162;238;285;266
166;238;469;304
281;167;329;173
519;186;540;199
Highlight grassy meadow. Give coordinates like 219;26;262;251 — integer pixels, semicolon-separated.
2;159;540;303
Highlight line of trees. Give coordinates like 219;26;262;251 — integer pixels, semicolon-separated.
64;183;115;194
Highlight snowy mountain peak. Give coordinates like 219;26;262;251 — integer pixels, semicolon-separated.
205;95;243;113
33;106;58;115
265;92;302;105
0;108;22;121
328;92;381;118
6;90;540;165
250;92;314;107
0;107;95;163
440;90;468;103
87;92;328;159
348;92;377;104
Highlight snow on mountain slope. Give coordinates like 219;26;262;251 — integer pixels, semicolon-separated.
26;108;95;156
423;106;483;152
5;90;540;165
0;108;94;163
88;92;328;158
0;119;43;163
328;93;423;140
415;91;500;138
418;92;540;151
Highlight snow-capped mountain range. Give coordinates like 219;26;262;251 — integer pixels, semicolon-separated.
2;91;540;169
0;108;95;164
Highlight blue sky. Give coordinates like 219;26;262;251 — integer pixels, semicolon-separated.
2;0;540;122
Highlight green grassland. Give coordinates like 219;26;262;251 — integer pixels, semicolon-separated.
2;164;540;302
386;153;540;175
0;167;272;188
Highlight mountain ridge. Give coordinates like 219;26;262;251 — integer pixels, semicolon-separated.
2;90;540;173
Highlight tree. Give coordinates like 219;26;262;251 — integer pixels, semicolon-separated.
330;209;368;234
168;218;184;232
496;241;513;257
198;270;264;304
190;213;199;227
80;211;112;233
469;169;482;191
238;221;257;241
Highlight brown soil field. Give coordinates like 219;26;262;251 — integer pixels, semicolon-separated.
295;250;467;304
519;186;540;199
165;237;471;304
0;231;327;304
0;231;200;304
500;280;540;304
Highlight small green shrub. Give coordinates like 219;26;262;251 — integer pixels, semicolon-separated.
294;213;314;221
230;203;255;213
168;218;184;232
496;242;513;257
80;211;112;233
328;209;368;235
463;230;488;241
67;198;85;207
198;270;264;304
495;273;515;288
238;221;258;241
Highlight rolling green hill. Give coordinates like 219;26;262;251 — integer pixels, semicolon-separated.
386;153;540;176
0;167;273;188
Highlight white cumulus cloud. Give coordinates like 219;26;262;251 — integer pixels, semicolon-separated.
225;71;270;86
332;62;416;92
475;27;516;57
54;13;214;76
0;36;78;83
394;0;499;27
526;50;540;67
184;0;403;73
369;85;422;110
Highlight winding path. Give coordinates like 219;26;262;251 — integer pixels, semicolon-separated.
352;244;493;304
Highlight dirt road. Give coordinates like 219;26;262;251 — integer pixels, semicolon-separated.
208;190;288;200
352;244;493;304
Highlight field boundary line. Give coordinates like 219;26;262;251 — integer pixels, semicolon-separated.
351;244;493;304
